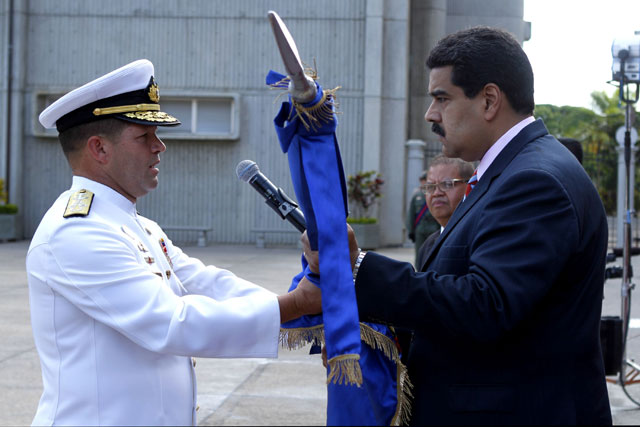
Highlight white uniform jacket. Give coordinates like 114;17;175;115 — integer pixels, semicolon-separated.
27;176;281;426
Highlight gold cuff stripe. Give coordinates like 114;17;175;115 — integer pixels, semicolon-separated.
93;104;160;116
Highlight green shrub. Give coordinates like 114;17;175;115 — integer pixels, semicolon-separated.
0;204;18;214
346;217;378;224
346;171;384;221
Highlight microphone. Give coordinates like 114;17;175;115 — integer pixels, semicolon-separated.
236;160;306;232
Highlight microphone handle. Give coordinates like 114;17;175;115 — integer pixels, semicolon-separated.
249;174;307;232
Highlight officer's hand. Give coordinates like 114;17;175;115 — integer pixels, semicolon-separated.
278;276;322;323
296;275;322;315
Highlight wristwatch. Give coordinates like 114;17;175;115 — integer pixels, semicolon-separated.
352;250;367;282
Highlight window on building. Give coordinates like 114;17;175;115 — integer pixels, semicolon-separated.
34;92;240;141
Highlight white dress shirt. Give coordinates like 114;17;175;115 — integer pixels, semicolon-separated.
27;176;280;426
475;116;536;181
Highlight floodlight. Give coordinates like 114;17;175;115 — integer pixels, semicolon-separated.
612;34;640;83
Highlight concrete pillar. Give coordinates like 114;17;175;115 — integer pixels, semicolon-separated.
446;0;530;43
0;1;8;186
362;0;384;174
6;0;26;239
408;0;446;142
405;139;426;207
369;0;411;246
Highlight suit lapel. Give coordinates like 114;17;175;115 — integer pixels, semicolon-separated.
421;119;549;271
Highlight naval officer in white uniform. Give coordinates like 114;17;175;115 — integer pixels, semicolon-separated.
28;59;320;426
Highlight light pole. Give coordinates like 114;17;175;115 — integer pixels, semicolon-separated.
611;34;640;404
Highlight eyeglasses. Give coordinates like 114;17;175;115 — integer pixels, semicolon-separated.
421;179;468;194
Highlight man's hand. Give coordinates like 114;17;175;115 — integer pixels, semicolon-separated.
301;231;320;273
301;224;360;273
277;276;322;323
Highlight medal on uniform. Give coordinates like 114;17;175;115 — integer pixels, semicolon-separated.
159;238;173;268
121;225;150;254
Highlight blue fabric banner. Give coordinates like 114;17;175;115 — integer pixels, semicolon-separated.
267;70;411;425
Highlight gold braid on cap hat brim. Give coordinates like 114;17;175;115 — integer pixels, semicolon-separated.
122;111;177;123
93;104;160;116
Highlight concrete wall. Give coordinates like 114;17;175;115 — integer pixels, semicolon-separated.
4;0;527;247
16;1;375;245
0;1;6;190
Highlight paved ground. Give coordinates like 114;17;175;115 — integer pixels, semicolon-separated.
2;238;640;425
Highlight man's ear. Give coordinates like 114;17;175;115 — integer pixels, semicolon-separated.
86;135;111;164
482;83;501;121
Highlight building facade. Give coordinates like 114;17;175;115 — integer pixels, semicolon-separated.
1;0;529;246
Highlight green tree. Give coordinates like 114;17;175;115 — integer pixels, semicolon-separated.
534;90;640;214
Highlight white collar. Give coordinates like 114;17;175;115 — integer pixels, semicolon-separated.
476;116;535;181
71;176;137;217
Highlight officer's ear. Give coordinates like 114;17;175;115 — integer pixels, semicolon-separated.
86;135;112;165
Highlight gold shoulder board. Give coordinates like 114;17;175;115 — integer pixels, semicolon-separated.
63;189;94;218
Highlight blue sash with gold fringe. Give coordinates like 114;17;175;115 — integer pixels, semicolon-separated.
267;70;411;425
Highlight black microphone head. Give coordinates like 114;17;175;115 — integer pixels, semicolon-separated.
236;160;259;182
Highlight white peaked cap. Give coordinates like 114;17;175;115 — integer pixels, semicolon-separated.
39;59;180;132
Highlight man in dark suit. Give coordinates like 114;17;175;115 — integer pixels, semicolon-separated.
303;26;611;425
398;155;475;363
406;170;440;267
558;137;584;164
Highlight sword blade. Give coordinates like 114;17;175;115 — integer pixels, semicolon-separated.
268;11;317;103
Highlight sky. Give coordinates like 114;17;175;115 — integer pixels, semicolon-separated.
523;0;640;110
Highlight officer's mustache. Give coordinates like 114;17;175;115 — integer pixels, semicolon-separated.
432;123;445;137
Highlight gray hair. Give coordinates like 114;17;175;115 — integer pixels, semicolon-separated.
428;154;475;180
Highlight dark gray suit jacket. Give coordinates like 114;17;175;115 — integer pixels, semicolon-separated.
417;229;440;270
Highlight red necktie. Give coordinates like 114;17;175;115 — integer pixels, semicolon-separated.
464;169;478;199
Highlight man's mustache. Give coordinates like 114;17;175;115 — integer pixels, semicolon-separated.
432;123;445;137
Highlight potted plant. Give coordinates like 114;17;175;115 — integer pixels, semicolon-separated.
0;179;21;241
346;170;384;249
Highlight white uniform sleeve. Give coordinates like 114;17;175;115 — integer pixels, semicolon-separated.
161;236;273;301
32;219;280;358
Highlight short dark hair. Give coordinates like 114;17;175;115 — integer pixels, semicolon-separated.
58;118;129;157
558;137;583;164
428;154;475;181
426;26;534;115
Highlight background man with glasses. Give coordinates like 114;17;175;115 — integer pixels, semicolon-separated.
416;155;474;269
406;170;440;267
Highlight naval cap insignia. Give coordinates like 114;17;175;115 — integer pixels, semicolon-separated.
148;78;160;103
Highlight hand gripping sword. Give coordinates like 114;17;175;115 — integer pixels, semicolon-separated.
267;11;318;103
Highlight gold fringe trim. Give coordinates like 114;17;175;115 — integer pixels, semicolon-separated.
360;324;414;426
326;353;363;386
279;325;324;350
290;87;341;132
390;361;414;426
281;323;413;424
268;64;341;132
360;323;401;364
